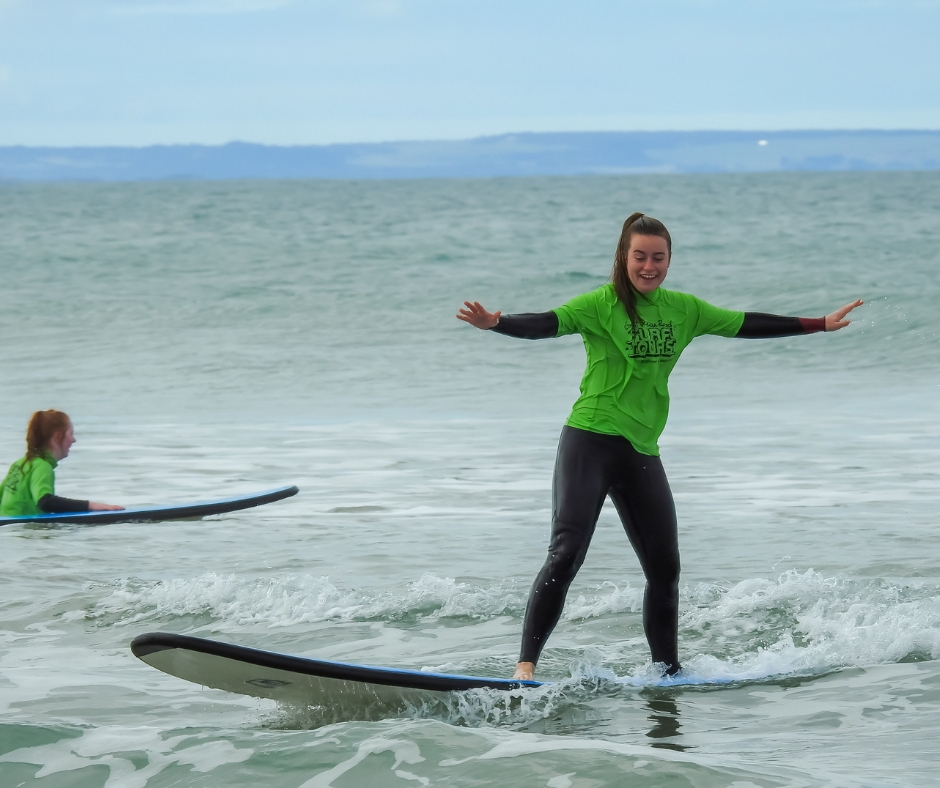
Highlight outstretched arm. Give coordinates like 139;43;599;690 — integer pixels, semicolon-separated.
737;299;863;338
457;301;559;340
38;494;124;513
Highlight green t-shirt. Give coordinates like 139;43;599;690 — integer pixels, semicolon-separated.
0;454;57;516
553;284;744;456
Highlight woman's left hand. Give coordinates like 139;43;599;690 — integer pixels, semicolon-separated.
825;299;864;331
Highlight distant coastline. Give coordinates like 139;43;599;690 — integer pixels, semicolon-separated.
2;130;939;182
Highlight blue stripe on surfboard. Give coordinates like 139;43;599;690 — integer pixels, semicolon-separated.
0;485;298;527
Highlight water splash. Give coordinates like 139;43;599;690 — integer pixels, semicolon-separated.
70;572;527;628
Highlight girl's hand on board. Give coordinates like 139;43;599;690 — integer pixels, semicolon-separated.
89;502;124;511
826;299;864;331
457;301;501;330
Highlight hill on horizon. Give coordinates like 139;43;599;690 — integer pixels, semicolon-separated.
2;129;939;182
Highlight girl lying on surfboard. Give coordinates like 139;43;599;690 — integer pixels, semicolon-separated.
0;409;123;517
457;212;862;681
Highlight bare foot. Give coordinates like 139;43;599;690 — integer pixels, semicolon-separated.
513;661;535;681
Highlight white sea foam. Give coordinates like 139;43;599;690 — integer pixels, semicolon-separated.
0;726;252;788
74;572;645;630
651;569;940;684
563;580;644;620
74;568;940;689
73;572;527;627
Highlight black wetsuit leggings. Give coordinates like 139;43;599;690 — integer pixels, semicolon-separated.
520;426;681;672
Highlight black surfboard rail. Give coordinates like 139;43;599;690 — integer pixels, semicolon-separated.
0;485;298;527
131;632;544;693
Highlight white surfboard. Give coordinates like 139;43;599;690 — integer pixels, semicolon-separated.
131;632;543;708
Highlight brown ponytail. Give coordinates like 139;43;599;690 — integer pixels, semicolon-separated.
25;410;72;462
610;212;673;325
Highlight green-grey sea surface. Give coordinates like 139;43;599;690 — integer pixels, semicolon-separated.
1;172;939;787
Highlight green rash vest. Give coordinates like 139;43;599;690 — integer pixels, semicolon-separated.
0;454;58;517
553;284;744;456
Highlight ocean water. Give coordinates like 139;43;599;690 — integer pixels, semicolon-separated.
1;172;939;787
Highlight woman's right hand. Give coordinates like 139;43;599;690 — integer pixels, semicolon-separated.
89;502;124;511
457;301;501;330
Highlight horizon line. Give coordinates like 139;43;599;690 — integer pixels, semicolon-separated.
3;127;940;151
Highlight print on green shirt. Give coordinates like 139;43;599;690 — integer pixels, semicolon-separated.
553;284;744;456
0;454;57;517
629;319;677;361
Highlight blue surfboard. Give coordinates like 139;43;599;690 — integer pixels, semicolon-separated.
131;632;543;708
0;485;298;527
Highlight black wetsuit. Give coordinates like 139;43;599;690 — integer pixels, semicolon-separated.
493;310;825;674
38;494;89;513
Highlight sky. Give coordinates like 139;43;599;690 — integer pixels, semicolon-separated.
0;0;938;147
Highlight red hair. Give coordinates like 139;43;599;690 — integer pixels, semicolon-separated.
25;410;72;462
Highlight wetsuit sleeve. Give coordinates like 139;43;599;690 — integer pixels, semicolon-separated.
736;313;827;338
37;494;90;513
489;288;604;339
490;312;559;339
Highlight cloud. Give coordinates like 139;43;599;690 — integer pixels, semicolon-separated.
110;0;293;15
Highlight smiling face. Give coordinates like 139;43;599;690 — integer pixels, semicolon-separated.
625;233;670;294
48;423;76;462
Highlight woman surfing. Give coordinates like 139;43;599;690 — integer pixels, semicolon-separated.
457;212;862;680
0;409;123;517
